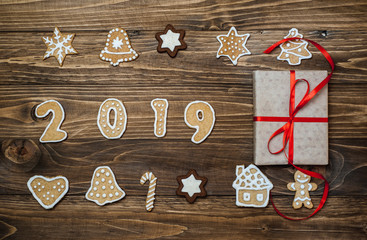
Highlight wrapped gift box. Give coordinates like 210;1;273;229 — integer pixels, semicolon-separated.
253;70;328;165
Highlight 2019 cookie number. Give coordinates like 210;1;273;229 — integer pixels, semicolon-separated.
35;99;215;144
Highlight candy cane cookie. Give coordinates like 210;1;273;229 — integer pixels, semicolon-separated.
97;98;127;139
140;172;157;212
151;98;168;137
184;101;215;144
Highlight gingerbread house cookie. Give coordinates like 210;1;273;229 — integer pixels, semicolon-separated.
232;164;273;207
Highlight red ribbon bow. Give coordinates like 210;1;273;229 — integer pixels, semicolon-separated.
261;37;334;220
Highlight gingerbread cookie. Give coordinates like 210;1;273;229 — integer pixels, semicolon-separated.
155;24;187;58
97;98;127;139
151;98;168;137
35;100;67;143
232;164;273;208
277;28;312;65
85;166;126;206
140;172;157;212
176;169;207;203
100;28;139;66
287;170;317;209
42;27;78;66
216;27;251;65
27;175;69;209
184;101;215;144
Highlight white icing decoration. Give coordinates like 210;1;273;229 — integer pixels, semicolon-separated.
35;100;67;143
181;174;202;197
27;175;69;210
160;30;182;52
216;27;251;65
232;164;273;208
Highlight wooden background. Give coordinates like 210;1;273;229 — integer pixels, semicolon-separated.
0;0;366;239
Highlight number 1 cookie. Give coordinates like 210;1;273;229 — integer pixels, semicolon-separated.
184;101;215;144
151;98;168;137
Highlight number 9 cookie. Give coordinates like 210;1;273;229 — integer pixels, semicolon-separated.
184;101;215;144
97;98;127;139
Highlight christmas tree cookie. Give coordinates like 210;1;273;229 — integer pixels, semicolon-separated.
85;166;126;206
277;28;312;65
100;28;139;66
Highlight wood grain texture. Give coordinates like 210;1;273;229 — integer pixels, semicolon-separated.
0;0;366;239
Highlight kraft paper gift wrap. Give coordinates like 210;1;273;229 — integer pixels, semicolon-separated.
253;70;328;165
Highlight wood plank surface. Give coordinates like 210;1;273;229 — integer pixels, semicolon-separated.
0;0;366;239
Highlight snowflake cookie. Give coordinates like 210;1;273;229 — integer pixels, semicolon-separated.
42;27;78;66
277;28;312;65
100;28;139;66
216;27;251;65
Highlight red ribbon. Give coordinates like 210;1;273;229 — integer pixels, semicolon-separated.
256;37;334;220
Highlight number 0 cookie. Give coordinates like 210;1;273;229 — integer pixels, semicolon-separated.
97;98;127;139
184;101;215;144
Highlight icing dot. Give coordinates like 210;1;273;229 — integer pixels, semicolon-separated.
307;201;310;205
38;182;41;185
96;193;100;197
126;41;129;44
115;192;119;196
109;193;113;197
285;54;289;57
61;185;64;189
46;198;49;201
93;187;97;191
34;185;37;188
51;195;54;198
53;186;56;189
102;193;106;198
286;43;290;47
110;186;114;189
108;180;112;184
58;189;61;192
38;189;41;192
300;184;305;189
57;182;60;185
106;172;110;177
301;190;305;195
47;192;50;195
101;178;105;182
90;192;93;196
296;202;299;205
96;181;99;185
42;186;45;189
43;194;46;197
298;48;302;52
96;173;100;177
102;186;106;190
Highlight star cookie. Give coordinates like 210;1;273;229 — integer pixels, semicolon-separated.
176;169;207;203
27;175;69;209
42;27;78;66
216;27;251;65
155;24;187;58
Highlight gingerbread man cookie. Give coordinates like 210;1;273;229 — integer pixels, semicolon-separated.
287;170;317;209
